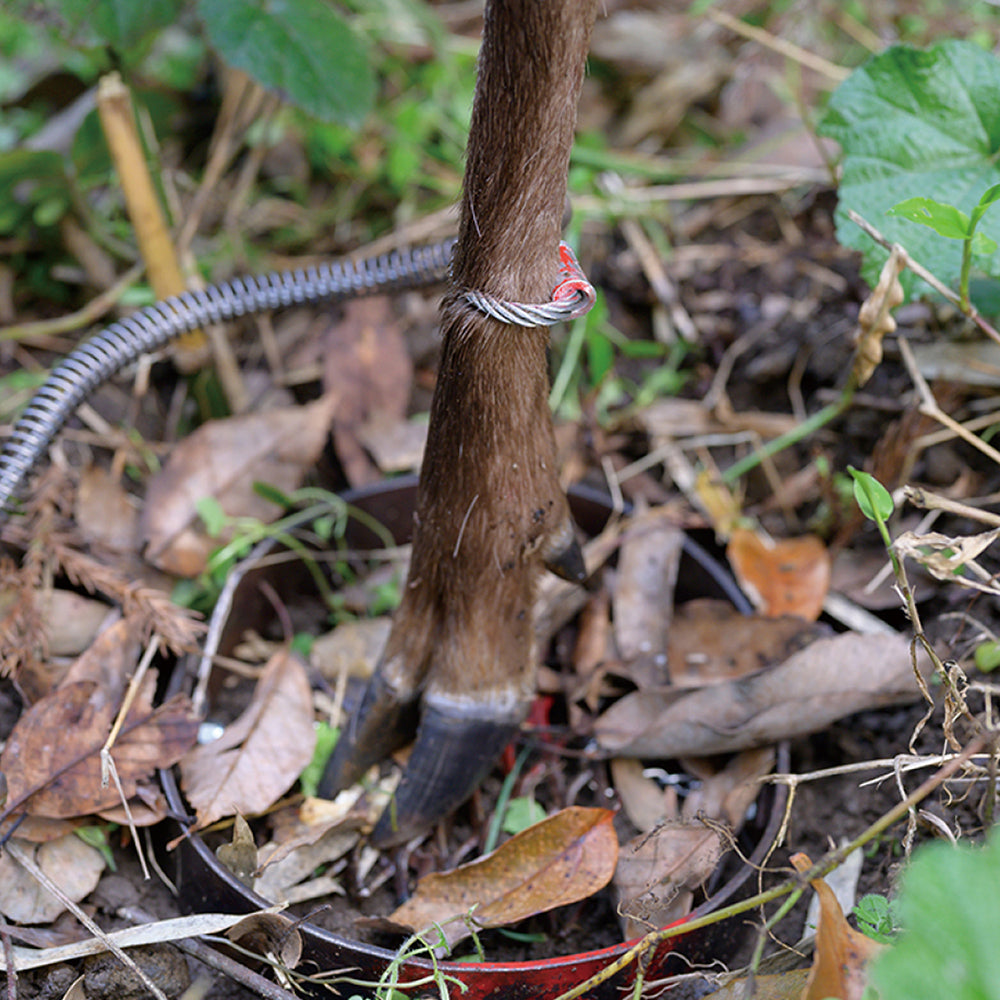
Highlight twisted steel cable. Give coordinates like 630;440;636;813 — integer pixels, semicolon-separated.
0;240;455;520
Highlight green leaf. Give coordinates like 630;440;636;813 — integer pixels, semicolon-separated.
974;639;1000;672
886;197;971;240
501;796;546;835
871;833;1000;999
195;495;227;537
848;467;894;522
197;0;375;127
819;41;1000;300
299;722;339;798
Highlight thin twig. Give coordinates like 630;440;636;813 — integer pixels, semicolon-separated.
847;209;1000;346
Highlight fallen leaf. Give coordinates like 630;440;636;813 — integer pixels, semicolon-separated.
727;528;831;621
614;820;723;940
0;684;198;828
356;413;427;475
388;807;618;951
613;506;684;685
321;295;413;487
610;758;676;833
180;650;316;830
792;853;882;1000
681;747;775;828
75;465;139;555
311;617;392;684
853;246;904;387
894;526;1000;596
140;394;338;576
227;911;302;970
60;617;143;701
217;814;258;888
595;632;924;758
0;834;105;924
667;599;828;688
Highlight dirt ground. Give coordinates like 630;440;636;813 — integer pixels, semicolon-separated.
4;3;1000;998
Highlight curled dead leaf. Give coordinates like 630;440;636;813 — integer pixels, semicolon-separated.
141;394;338;576
0;683;198;828
853;245;904;387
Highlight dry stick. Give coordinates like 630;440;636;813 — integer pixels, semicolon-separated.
552;734;988;1000
3;840;169;1000
904;485;1000;528
897;337;1000;470
847;209;1000;347
705;8;850;83
97;73;205;363
100;635;161;881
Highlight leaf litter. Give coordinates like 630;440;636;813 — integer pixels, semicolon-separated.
6;4;1000;994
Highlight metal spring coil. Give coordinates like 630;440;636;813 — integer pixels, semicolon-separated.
0;238;455;521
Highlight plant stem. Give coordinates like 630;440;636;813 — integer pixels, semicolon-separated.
721;389;854;485
550;734;987;1000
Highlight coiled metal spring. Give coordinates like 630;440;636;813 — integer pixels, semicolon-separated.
0;239;455;522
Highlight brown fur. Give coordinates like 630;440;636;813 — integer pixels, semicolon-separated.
321;0;597;800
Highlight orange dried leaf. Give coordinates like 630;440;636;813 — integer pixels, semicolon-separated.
791;853;882;1000
389;807;618;951
727;528;831;621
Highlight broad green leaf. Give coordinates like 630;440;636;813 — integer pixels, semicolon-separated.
886;197;971;240
820;41;1000;300
871;833;1000;999
848;467;893;522
52;0;182;50
197;0;374;127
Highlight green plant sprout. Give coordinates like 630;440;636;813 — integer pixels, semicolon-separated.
172;484;397;616
853;892;899;944
888;183;1000;311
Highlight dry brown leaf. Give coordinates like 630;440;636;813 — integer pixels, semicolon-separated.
614;820;723;940
792;853;882;1000
707;970;812;1000
216;814;258;888
595;631;923;757
853;245;904;387
60;617;142;700
681;747;775;828
0;683;198;828
0;834;105;924
610;758;676;833
667;599;828;688
180;650;316;831
321;295;413;487
140;394;338;576
387;807;618;951
894;527;1000;596
75;465;139;555
727;528;831;621
227;911;302;970
613;506;683;686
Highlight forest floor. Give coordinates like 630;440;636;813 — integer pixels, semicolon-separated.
3;2;1000;998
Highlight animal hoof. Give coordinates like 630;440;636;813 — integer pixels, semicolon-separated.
317;671;419;800
371;698;522;847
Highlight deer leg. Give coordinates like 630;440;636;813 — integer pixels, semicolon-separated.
319;0;597;842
